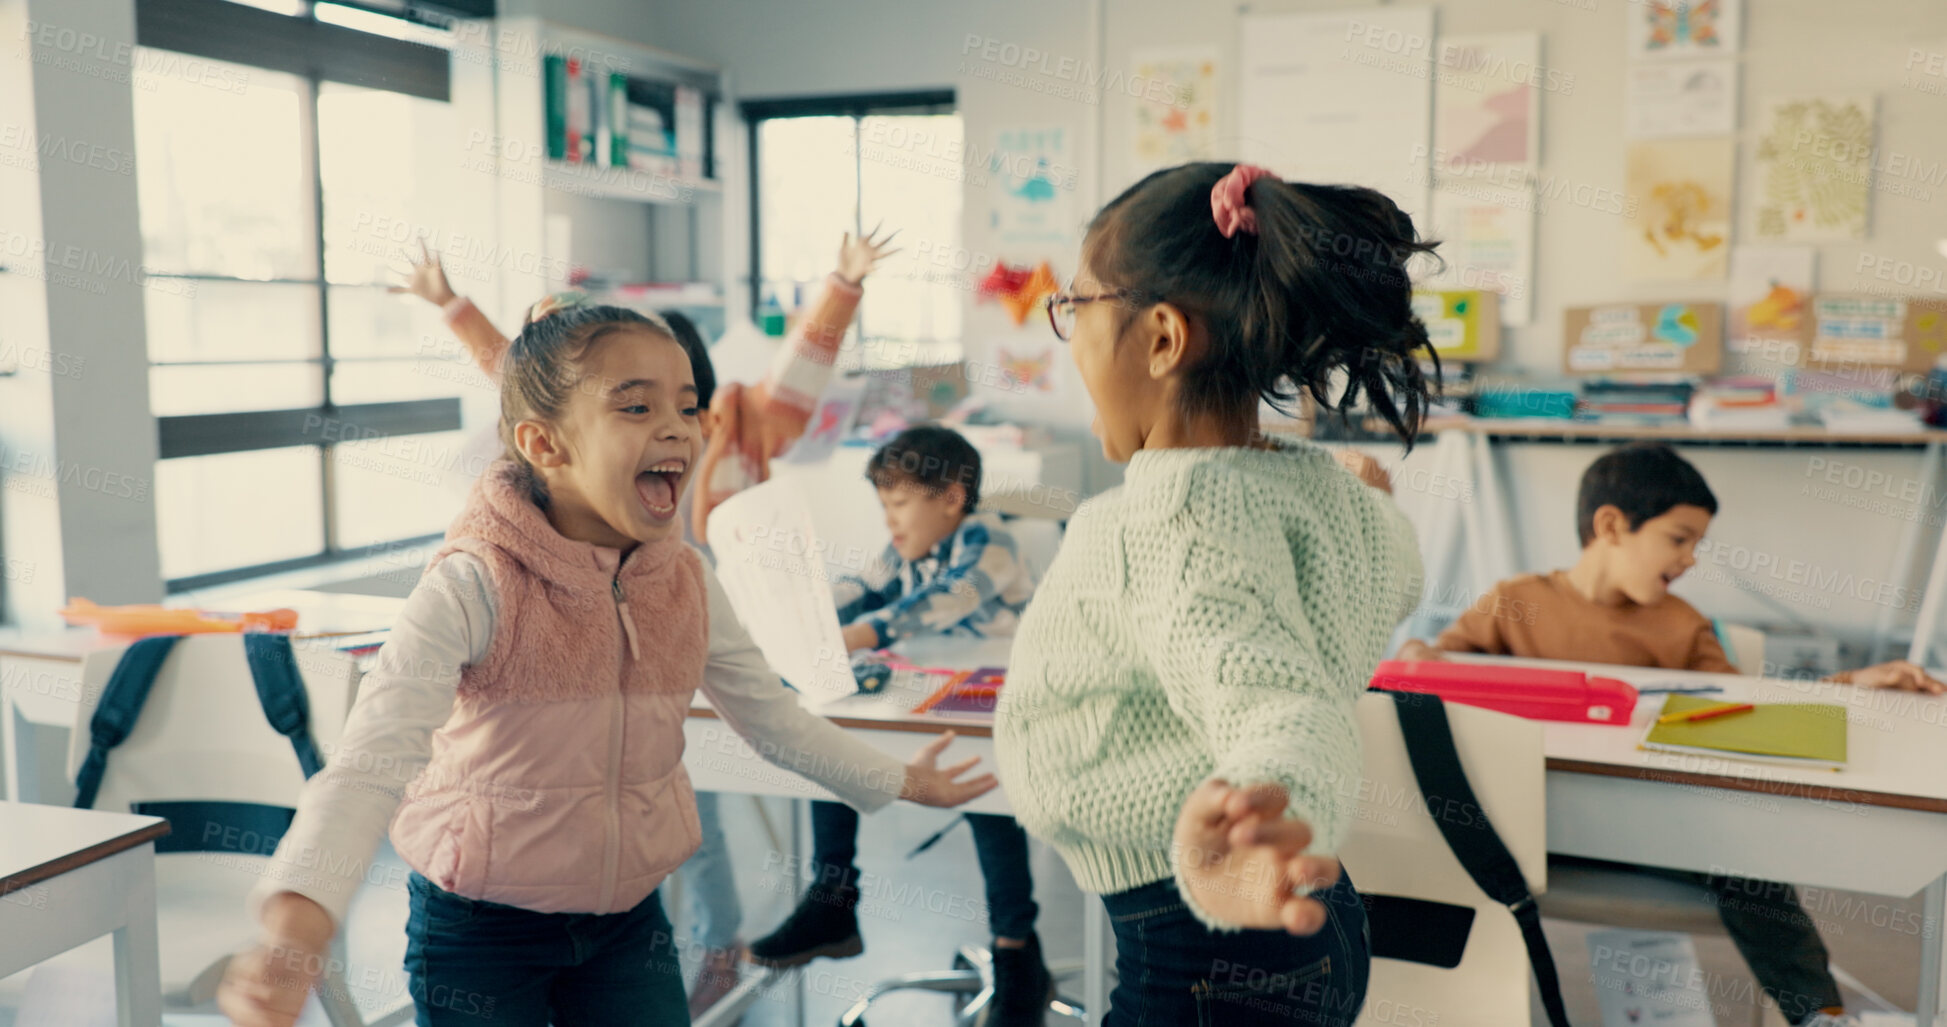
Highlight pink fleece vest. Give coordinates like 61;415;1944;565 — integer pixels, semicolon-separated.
389;461;710;915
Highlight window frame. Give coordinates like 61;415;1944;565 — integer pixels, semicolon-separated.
739;90;955;320
138;0;465;591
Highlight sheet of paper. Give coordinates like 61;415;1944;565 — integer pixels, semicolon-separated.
1624;137;1734;281
1239;7;1435;225
776;373;866;467
1131;46;1220;175
1432;33;1540;175
1626;59;1738;138
706;479;857;706
1753;96;1876;242
1422;182;1536;326
1587;929;1719;1027
1726;245;1815;362
1626;0;1742;61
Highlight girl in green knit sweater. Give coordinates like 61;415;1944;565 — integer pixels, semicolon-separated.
995;163;1435;1025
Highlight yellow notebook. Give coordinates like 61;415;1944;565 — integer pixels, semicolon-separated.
1640;695;1848;770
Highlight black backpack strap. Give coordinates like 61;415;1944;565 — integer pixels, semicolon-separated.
243;633;325;778
1390;691;1571;1027
73;635;182;809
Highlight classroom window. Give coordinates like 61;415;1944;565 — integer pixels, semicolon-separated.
746;92;962;368
134;0;466;589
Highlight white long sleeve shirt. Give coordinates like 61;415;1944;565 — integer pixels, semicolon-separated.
248;553;909;927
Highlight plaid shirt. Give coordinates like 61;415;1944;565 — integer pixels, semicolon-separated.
833;512;1034;648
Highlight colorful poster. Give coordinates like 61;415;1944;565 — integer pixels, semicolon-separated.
1754;96;1875;242
1626;0;1742;61
1563;302;1723;374
1131;46;1219;175
1624;137;1734;281
1411;290;1500;360
1811;296;1907;366
1726;246;1816;359
1422;184;1536;326
988;125;1080;248
1625;60;1739;138
1238;7;1435;224
998;344;1057;393
1432;34;1540;174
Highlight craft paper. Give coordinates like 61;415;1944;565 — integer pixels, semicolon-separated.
1625;60;1738;138
706;480;857;706
1726;246;1816;361
1624;137;1734;281
1754;96;1875;242
1626;0;1742;61
1564;303;1723;374
1422;183;1537;326
1432;34;1540;174
1132;46;1219;174
998;344;1057;393
1239;7;1435;224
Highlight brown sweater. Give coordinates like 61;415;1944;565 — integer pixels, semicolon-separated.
1434;571;1741;674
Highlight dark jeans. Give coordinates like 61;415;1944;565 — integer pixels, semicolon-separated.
1102;873;1370;1026
403;872;688;1026
809;799;1040;939
1705;872;1843;1024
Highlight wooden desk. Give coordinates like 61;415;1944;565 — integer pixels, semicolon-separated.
0;802;169;1026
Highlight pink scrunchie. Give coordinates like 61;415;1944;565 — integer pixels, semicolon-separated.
1211;163;1278;238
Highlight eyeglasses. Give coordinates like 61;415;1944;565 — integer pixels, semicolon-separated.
1044;289;1147;342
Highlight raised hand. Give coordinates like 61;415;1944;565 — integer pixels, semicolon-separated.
835;222;901;285
388;237;458;308
1172;779;1341;934
899;730;999;807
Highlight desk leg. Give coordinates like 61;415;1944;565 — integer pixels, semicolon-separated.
1470;432;1520;586
4;700;30;803
1877;441;1945;664
113;845;162;1027
1920;874;1946;1027
1910;506;1947;667
1083;895;1109;1027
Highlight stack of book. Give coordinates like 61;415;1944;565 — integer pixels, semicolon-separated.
1688;376;1791;430
543;58;708;178
1577;376;1696;426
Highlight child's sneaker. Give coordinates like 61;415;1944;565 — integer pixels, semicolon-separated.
687;941;743;1018
1796;1013;1858;1027
747;883;864;968
979;933;1053;1027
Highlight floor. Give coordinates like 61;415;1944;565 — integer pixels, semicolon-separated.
0;796;1932;1026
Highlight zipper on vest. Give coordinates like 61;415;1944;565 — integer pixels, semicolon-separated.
612;577;643;661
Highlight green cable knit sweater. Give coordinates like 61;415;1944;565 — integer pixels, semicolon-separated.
994;439;1423;927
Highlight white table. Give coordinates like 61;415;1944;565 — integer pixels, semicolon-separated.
682;635;1116;1027
0;802;169;1027
0;590;406;803
1461;653;1947;1026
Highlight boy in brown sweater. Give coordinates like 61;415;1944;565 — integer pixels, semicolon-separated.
1398;442;1942;1027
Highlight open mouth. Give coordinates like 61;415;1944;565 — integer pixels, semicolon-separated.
635;459;686;520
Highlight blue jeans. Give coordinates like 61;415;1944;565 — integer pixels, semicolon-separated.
1102;874;1369;1026
673;789;743;950
404;872;689;1026
810;800;1040;939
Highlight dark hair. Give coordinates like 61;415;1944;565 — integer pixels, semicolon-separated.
498;303;676;506
865;424;982;513
658;309;716;409
1084;162;1440;447
1576;443;1719;546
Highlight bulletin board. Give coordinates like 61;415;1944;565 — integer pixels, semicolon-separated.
1563;302;1723;374
1413;290;1502;361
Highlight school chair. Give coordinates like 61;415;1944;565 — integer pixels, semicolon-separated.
64;633;412;1027
1343;691;1550;1027
834;939;1086;1026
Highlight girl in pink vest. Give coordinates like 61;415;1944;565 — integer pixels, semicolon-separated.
219;298;995;1027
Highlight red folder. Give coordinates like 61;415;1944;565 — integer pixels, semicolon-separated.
1369;660;1639;725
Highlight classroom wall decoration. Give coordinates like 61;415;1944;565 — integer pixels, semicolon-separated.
1422;184;1536;326
1809;296;1914;368
1238;6;1436;224
998;345;1057;393
1625;60;1739;138
1726;245;1816;361
1623;137;1733;281
1412;290;1502;360
1563;302;1723;374
975;260;1059;327
1626;0;1742;61
1753;96;1875;242
988;125;1079;248
1130;46;1219;175
1432;33;1540;173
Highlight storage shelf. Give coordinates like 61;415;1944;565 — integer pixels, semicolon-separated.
541;159;721;205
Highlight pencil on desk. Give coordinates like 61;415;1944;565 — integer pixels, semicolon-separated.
1657;702;1754;725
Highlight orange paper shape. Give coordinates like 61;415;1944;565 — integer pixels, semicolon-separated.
61;597;299;638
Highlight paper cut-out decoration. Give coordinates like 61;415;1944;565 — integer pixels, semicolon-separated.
977;260;1061;327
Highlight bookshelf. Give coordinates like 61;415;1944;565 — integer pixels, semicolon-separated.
460;17;739;340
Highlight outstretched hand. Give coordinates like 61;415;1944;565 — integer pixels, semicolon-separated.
835;223;900;285
388;237;458;308
1172;780;1341;934
1848;659;1947;694
899;730;998;807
